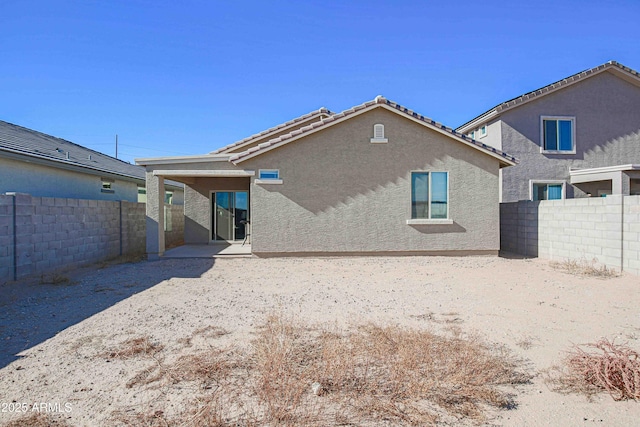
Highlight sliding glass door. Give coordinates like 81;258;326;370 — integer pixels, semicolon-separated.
212;191;248;241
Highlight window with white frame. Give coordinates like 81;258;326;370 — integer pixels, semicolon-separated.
370;123;388;143
256;169;283;184
531;182;564;201
411;172;449;219
469;130;475;139
137;186;147;203
479;125;487;137
541;116;575;153
259;169;279;180
101;178;114;193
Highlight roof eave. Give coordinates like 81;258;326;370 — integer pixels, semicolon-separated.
456;61;640;133
211;108;333;154
456;109;500;134
230;100;518;167
0;147;147;183
135;154;231;166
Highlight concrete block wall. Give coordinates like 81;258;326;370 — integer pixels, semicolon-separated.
623;196;640;275
165;204;185;248
0;194;184;283
501;195;639;274
0;195;15;281
121;201;147;255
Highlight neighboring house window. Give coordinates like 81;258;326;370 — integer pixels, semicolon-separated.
531;181;564;200
411;172;449;219
165;191;173;205
256;169;283;184
370;123;388;143
541;116;575;153
137;186;147;203
479;125;487;138
101;178;114;194
469;131;475;139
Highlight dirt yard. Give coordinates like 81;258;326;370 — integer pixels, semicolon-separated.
0;255;639;426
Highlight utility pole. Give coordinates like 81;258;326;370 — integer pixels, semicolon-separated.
115;134;118;159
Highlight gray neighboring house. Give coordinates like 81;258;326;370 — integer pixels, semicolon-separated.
137;96;517;258
456;61;640;202
0;120;184;204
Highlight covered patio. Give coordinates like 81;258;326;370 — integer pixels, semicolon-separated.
136;154;255;258
570;164;640;197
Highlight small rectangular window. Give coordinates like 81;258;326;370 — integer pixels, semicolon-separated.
411;171;448;219
470;131;475;139
480;125;487;137
541;117;575;152
137;186;147;203
256;169;283;185
165;191;173;205
259;169;279;180
532;182;564;200
101;178;114;194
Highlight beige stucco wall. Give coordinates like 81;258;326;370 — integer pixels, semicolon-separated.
241;107;502;255
498;71;640;202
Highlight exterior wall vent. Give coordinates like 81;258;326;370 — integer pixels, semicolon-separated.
370;123;388;143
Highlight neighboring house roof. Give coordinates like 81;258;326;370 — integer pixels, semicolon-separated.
456;60;640;133
229;96;518;167
212;107;333;154
0;120;183;189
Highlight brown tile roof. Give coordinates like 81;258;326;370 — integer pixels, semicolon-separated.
211;107;333;154
229;96;518;166
456;60;640;132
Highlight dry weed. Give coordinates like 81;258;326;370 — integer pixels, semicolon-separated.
178;325;229;347
250;314;324;425
515;335;538;350
125;349;231;389
550;258;618;278
546;339;640;400
39;273;71;285
249;314;530;425
118;314;530;426
3;413;72;427
102;336;163;359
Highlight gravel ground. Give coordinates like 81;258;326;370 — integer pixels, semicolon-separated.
0;255;639;426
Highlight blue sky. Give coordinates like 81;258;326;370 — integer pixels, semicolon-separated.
2;0;638;164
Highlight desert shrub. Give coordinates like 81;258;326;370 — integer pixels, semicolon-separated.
547;339;640;401
550;258;618;278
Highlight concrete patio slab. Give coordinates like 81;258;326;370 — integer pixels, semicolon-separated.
163;244;252;258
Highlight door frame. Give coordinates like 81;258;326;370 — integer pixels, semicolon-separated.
209;190;250;243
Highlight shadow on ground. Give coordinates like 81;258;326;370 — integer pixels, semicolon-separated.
0;258;215;369
499;251;531;260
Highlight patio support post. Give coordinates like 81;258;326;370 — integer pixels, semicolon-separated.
145;171;165;259
612;172;631;196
